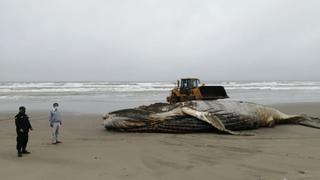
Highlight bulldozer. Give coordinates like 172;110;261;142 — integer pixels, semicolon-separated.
167;78;229;104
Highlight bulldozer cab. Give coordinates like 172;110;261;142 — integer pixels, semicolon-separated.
179;78;200;93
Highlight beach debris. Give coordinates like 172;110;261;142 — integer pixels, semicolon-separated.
103;100;320;135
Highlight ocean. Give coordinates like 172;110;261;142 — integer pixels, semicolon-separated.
1;81;320;113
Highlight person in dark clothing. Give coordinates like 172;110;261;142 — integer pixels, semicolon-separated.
15;106;33;157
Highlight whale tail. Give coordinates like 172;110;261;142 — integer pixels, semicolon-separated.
297;115;320;129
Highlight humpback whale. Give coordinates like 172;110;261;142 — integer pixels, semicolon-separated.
103;100;320;135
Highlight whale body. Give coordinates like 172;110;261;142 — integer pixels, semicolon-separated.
103;100;320;135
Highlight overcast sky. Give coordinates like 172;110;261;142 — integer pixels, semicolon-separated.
0;0;319;82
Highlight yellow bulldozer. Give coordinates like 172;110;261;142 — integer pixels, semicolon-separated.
167;78;229;104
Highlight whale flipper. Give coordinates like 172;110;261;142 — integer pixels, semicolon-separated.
181;107;244;135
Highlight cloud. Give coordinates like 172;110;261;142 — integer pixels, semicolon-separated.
0;0;320;81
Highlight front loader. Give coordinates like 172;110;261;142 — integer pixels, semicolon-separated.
167;78;229;104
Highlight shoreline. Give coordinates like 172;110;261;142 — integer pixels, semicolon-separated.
271;102;320;117
1;101;320;114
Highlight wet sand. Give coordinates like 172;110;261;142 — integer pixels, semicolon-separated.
1;103;320;180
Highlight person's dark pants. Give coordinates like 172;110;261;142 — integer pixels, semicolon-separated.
16;131;29;153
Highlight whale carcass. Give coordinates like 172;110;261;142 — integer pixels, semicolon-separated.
103;100;320;135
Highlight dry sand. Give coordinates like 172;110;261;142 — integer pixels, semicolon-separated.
1;103;320;180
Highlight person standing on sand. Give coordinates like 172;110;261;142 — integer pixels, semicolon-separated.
15;106;33;157
49;103;62;144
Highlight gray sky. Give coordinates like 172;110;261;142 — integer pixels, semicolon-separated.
1;0;320;82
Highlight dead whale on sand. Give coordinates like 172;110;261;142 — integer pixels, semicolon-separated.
103;100;320;135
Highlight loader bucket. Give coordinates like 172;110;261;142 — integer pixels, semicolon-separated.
198;86;229;100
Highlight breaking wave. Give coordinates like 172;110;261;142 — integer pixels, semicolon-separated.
0;81;320;98
219;81;320;90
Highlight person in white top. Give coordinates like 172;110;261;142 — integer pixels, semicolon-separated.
49;103;62;144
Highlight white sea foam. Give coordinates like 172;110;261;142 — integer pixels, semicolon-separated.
213;81;320;90
0;81;320;96
1;81;320;109
0;82;174;96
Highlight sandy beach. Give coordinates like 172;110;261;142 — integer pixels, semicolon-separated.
0;103;320;180
2;0;320;179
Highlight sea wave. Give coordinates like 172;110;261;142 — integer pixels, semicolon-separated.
0;82;174;94
217;81;320;90
0;81;320;95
